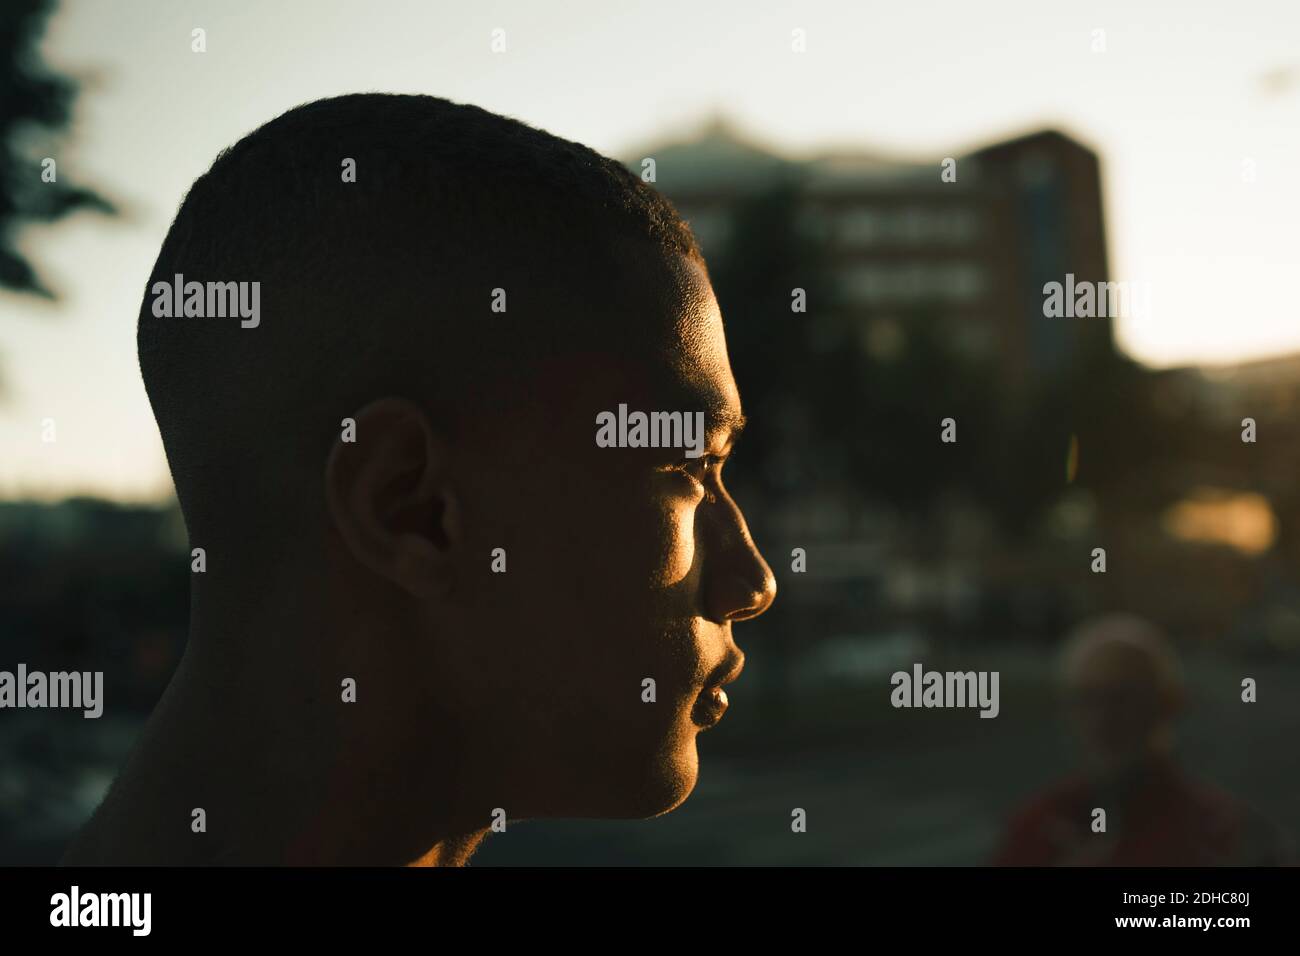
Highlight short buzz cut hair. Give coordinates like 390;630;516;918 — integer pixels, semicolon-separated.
138;93;704;557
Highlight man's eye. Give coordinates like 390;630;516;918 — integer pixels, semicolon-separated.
668;454;723;484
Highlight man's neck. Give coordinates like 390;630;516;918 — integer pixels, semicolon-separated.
62;634;489;866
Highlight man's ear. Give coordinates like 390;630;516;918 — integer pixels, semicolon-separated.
325;397;461;600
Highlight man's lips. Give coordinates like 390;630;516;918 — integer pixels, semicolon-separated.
692;651;744;729
692;685;729;728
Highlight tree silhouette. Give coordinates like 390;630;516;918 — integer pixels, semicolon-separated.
1;0;113;297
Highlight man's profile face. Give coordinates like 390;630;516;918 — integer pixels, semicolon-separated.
425;252;776;822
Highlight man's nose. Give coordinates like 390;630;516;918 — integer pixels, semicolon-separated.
703;496;777;624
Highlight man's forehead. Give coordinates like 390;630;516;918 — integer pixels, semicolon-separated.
639;258;744;438
503;249;744;446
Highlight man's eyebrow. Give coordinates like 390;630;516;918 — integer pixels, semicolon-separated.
710;407;747;447
660;382;747;444
693;395;746;448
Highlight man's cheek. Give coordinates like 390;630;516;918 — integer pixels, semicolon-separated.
648;499;696;588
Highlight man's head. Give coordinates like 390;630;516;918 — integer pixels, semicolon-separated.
138;93;776;843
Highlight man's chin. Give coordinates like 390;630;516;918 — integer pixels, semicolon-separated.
631;774;698;820
522;715;703;819
590;738;701;820
637;736;703;818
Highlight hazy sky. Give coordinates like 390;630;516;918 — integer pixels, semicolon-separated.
2;0;1298;501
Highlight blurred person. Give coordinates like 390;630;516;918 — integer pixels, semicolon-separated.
61;94;776;866
994;613;1288;865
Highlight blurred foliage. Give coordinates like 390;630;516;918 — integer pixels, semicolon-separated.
0;0;113;297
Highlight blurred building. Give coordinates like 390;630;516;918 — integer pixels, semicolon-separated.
626;121;1115;390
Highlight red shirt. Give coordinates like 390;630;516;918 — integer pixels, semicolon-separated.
994;757;1280;866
